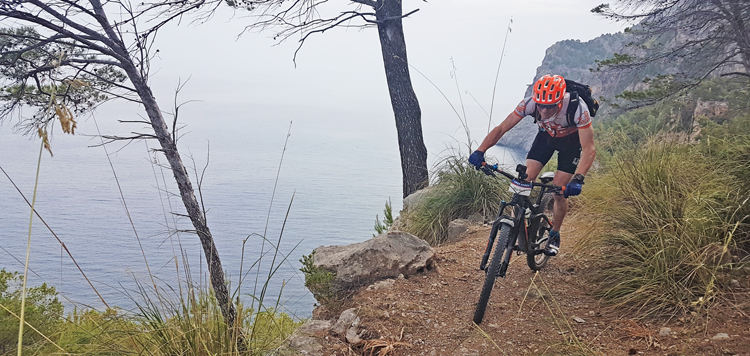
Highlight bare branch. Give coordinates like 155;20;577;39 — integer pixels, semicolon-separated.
292;10;376;63
721;71;750;77
100;132;159;141
118;120;153;125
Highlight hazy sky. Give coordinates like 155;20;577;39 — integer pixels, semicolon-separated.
2;0;629;156
122;0;628;156
1;0;633;192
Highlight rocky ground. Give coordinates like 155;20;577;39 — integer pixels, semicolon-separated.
286;219;750;356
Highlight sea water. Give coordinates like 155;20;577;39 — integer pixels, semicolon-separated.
0;103;525;318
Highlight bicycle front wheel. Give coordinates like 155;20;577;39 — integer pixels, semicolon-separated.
473;224;512;324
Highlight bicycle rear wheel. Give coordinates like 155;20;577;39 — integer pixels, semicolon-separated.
473;224;512;324
526;218;551;271
528;193;554;271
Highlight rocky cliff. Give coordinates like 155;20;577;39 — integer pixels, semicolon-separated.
501;31;635;152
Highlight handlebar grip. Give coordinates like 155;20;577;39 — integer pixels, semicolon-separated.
479;162;498;176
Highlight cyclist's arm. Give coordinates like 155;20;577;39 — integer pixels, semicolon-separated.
575;125;596;176
477;112;524;152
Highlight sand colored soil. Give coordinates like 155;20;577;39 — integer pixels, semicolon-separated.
311;221;750;356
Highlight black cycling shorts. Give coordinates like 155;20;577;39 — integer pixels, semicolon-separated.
526;130;581;174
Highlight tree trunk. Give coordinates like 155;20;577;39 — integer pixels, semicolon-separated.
122;64;237;328
375;0;429;198
726;0;750;73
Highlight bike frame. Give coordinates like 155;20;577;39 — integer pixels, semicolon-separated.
479;164;558;277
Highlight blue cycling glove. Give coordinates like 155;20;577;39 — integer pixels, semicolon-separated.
564;174;585;198
468;150;485;169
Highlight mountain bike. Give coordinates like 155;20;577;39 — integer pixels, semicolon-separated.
473;163;564;324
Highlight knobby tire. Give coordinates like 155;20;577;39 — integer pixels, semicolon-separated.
527;219;551;271
473;224;512;324
527;193;554;271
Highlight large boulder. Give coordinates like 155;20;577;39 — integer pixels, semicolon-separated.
312;231;435;291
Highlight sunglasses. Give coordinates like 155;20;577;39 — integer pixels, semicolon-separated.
537;103;559;110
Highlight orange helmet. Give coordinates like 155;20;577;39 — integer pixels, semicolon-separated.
533;75;566;105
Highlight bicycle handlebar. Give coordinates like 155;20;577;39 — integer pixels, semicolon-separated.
480;162;565;194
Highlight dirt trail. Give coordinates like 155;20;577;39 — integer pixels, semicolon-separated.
314;221;750;356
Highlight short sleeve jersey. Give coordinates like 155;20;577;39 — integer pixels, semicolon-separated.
514;93;592;137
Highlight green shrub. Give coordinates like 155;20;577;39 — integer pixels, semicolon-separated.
0;269;63;355
0;271;300;355
300;251;337;304
374;199;394;236
401;156;509;245
54;308;142;355
576;140;746;317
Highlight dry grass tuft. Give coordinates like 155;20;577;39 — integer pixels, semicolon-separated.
356;339;412;356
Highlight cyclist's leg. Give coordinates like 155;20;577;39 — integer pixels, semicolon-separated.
526;159;544;182
545;133;582;255
525;130;554;181
550;171;573;231
551;133;582;230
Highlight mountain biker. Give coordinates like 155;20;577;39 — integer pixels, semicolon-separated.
468;74;596;256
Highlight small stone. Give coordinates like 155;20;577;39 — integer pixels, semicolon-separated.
297;320;333;337
588;311;595;316
711;333;730;340
659;327;672;336
345;326;361;344
573;317;585;323
332;308;358;336
398;274;405;280
527;289;545;299
366;279;395;291
383;311;390;318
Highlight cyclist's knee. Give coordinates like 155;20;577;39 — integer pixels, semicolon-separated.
553;193;567;205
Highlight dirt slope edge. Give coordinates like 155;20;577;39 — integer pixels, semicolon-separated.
300;221;750;356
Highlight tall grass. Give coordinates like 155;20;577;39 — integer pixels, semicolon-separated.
133;284;300;355
1;273;301;355
576;139;748;317
401;156;510;245
700;113;750;253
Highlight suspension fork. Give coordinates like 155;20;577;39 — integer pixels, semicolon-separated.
479;201;511;270
498;231;518;277
498;208;523;278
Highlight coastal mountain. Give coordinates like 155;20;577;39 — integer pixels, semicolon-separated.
500;30;634;152
526;32;634;105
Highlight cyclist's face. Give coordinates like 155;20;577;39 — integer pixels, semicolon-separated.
537;102;560;119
